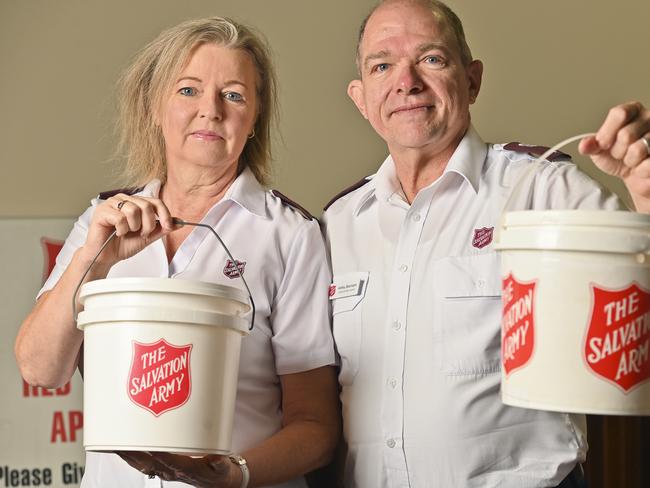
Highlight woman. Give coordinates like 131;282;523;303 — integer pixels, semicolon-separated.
15;17;340;488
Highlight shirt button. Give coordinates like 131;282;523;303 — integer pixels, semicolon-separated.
399;264;408;272
388;378;397;388
412;213;421;222
386;438;396;448
392;320;402;331
477;279;485;288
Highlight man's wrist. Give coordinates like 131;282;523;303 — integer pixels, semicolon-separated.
228;455;249;488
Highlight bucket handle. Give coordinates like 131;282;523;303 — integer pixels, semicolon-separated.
495;132;632;243
72;217;256;331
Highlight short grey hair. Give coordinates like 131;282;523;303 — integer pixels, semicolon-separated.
355;0;473;74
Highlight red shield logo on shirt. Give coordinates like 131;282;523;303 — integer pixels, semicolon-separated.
472;227;494;249
584;283;650;392
127;339;192;416
502;274;536;376
223;259;246;279
41;237;64;284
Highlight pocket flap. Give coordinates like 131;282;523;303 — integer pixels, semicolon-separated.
437;253;501;298
331;271;370;315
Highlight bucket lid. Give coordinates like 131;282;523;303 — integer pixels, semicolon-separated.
79;277;250;309
495;210;650;254
77;307;250;335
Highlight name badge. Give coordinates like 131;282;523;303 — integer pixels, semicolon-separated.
329;276;365;300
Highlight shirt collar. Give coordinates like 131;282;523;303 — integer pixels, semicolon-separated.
137;167;267;219
222;167;268;218
443;125;487;195
352;125;487;216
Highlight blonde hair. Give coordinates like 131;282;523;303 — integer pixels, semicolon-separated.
116;16;278;186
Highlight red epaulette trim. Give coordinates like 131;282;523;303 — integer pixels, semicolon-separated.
323;176;371;211
270;189;314;221
97;186;144;200
503;142;571;162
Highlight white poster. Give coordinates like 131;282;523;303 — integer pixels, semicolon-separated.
0;218;84;487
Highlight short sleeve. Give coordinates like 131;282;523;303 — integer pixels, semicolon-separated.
38;205;94;298
269;220;335;375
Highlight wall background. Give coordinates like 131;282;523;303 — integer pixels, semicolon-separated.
1;0;648;218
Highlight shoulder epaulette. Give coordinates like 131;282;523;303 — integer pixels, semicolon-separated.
97;186;144;200
323;176;372;211
503;142;571;162
270;189;314;221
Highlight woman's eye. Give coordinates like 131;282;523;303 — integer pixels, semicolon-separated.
224;92;244;102
179;87;196;96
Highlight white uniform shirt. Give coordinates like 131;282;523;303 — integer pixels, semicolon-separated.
323;126;621;488
41;168;336;488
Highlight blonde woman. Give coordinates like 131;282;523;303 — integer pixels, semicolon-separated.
15;17;339;488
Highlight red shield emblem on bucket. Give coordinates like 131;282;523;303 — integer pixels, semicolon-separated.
585;284;650;392
502;274;536;376
127;339;193;416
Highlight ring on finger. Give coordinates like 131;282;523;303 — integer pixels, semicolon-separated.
117;200;127;210
640;136;650;156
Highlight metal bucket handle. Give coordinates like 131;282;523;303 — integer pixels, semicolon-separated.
72;217;256;331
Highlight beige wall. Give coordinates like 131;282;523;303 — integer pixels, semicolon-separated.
1;0;648;217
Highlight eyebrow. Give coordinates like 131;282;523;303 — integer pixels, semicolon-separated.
175;76;249;88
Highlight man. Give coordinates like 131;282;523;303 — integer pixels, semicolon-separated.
322;0;650;486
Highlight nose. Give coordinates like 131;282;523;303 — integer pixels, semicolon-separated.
199;91;223;120
395;64;423;95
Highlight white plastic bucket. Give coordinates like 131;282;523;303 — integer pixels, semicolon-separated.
76;277;250;454
496;210;650;415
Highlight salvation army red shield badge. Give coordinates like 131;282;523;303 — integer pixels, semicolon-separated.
502;274;536;376
127;339;193;416
223;259;246;279
472;227;494;249
584;283;650;392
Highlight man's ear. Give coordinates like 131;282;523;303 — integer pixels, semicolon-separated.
347;79;368;119
466;59;483;104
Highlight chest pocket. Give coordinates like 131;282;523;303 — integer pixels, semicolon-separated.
331;271;369;386
436;253;502;376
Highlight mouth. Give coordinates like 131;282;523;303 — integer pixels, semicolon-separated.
390;103;433;116
190;130;223;141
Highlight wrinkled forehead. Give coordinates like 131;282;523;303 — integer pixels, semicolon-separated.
359;2;456;58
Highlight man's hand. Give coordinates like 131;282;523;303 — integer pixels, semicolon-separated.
579;101;650;212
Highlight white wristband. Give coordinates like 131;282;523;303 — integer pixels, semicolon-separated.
228;455;249;488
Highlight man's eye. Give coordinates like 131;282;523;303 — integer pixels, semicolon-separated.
179;87;196;96
423;55;443;66
224;92;244;102
374;63;389;73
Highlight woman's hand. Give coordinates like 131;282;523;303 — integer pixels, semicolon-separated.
80;193;177;267
116;451;241;488
579;101;650;212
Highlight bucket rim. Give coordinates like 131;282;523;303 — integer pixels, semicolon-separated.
79;277;249;306
501;209;650;228
77;306;250;335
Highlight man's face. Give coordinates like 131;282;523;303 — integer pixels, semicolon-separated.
348;0;482;156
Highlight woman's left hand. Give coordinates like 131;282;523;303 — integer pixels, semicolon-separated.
578;101;650;212
116;451;241;488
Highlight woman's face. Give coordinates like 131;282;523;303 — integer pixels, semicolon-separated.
159;43;259;175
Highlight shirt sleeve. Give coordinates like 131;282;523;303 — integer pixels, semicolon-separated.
38;205;94;298
269;219;336;375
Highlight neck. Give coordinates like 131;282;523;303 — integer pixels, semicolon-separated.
389;132;464;203
161;164;239;222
